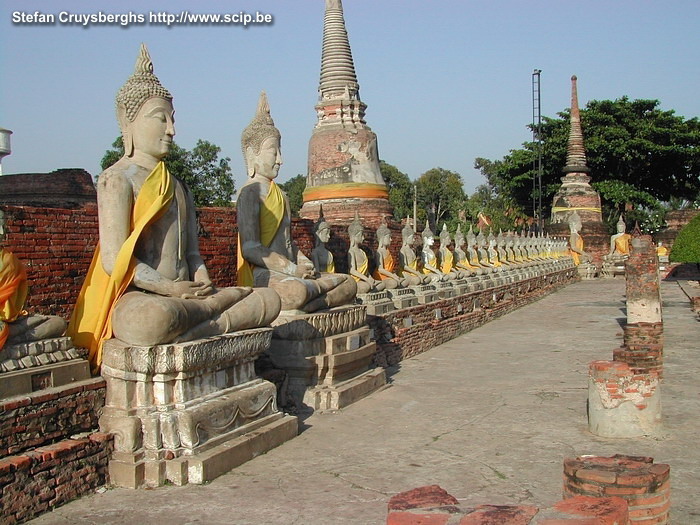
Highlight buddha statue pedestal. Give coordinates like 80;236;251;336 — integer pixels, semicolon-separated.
267;306;386;413
577;262;597;279
410;284;440;305
99;329;298;488
600;256;627;278
433;280;455;299
386;287;418;309
355;290;395;315
0;337;91;398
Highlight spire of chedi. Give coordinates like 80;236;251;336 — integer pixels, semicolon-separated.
300;0;391;224
550;75;602;225
564;75;589;173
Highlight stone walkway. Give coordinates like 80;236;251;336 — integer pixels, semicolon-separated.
29;278;699;524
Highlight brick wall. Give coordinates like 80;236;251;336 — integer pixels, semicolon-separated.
0;433;113;524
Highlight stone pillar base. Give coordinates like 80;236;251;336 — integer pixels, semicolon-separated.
99;328;297;488
386;288;418;309
588;360;661;438
355;291;395;315
268;306;387;413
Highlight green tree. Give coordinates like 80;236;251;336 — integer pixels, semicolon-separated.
476;98;700;232
465;183;528;232
101;137;236;207
379;161;414;221
669;213;700;263
279;174;306;217
415;167;466;231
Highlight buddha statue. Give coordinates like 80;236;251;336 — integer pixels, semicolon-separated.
606;216;632;259
0;209;67;349
398;222;429;285
421;221;449;282
372;219;409;289
237;92;356;312
453;225;480;276
476;230;498;271
466;225;491;272
656;242;668;258
486;231;502;268
68;45;280;373
568;212;592;265
496;231;512;267
310;206;335;274
347;212;385;294
438;224;467;279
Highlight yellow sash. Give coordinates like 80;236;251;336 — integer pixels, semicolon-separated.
570;236;584;266
614;234;631;255
237;181;285;287
421;251;436;274
440;249;453;274
67;162;174;373
372;251;394;280
656;245;668;257
352;251;369;282
0;248;29;349
326;254;335;273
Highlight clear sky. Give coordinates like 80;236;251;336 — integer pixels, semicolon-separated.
1;0;698;195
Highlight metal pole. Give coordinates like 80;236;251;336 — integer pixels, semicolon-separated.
531;69;542;232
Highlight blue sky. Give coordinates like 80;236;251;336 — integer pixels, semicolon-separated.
1;0;698;195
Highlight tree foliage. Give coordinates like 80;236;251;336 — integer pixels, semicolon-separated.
476;97;700;232
415;167;466;231
465;184;529;232
279;174;306;217
380;161;414;221
669;213;700;263
101;136;236;207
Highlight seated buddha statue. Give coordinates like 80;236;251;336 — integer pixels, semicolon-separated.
398;222;430;286
420;222;449;283
568;212;592;265
453;225;481;276
438;224;467;279
372;219;409;289
0;209;66;349
605;216;632;262
237;92;356;313
347;213;385;294
68;45;281;373
310;207;335;274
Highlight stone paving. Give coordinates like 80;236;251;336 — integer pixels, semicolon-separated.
28;278;699;524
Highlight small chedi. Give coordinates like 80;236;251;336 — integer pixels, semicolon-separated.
568;211;596;278
347;212;394;314
601;215;632;278
0;209;84;398
238;92;385;412
310;206;335;273
69;45;295;488
373;220;418;308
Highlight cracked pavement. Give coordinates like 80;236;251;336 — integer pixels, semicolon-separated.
27;278;700;524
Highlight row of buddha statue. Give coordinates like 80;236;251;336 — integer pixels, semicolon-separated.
0;44;571;376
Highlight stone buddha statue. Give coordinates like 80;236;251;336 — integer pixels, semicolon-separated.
496;231;512;267
453;225;480;276
68;45;280;373
421;222;449;282
466;226;490;272
486;231;502;268
372;219;409;289
438;224;467;279
606;216;632;260
347;212;385;294
476;230;498;271
237;92;356;313
0;209;67;349
568;212;592;265
398;222;429;285
310;207;335;274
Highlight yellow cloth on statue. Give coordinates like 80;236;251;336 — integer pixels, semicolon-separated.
352;252;369;282
0;248;29;349
440;249;454;274
237;181;285;287
326;255;335;274
373;251;394;280
614;234;631;255
421;251;437;275
400;257;418;277
570;236;584;266
67;162;174;373
656;245;668;257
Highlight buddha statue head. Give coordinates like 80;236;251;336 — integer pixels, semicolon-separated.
616;215;626;234
401;222;416;248
454;225;465;249
314;205;331;246
422;221;435;247
116;43;175;160
568;211;582;234
466;225;477;249
241;91;282;179
348;211;364;246
376;219;391;249
476;230;487;250
439;223;451;248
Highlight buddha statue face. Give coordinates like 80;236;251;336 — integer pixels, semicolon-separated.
423;234;434;248
126;97;175;161
249;135;282;181
316;224;331;244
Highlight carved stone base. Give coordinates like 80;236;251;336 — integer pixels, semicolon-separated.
355;291;395;315
268;306;386;413
0;337;90;398
601;259;626;278
99;329;297;488
386;288;418;309
434;281;455;299
577;262;597;279
411;284;439;304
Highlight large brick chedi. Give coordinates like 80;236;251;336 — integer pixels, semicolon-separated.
300;0;392;224
548;76;607;263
